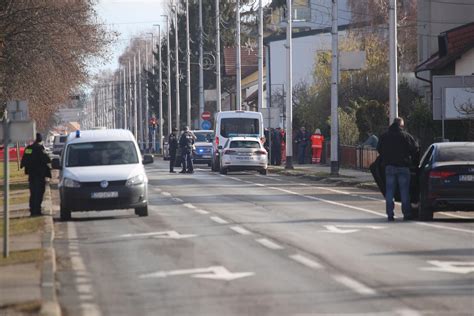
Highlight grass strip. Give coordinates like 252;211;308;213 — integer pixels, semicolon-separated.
0;248;43;266
0;216;44;236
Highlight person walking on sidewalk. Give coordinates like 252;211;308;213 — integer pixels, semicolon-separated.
310;128;324;164
179;126;195;174
20;133;51;217
168;128;178;173
295;126;310;164
377;117;419;221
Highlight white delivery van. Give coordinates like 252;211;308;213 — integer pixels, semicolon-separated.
52;129;154;221
212;111;264;171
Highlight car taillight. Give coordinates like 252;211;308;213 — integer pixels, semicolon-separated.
224;150;237;155
429;170;456;179
215;137;219;146
254;150;267;155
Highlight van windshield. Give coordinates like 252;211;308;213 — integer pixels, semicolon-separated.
65;141;138;167
221;118;259;138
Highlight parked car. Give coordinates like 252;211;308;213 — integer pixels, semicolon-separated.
219;137;268;175
192;130;214;166
417;142;474;220
52;129;154;221
0;144;25;162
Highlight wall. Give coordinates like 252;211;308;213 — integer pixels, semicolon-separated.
455;48;474;76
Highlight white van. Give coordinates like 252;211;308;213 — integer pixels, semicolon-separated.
52;129;153;221
212;111;264;171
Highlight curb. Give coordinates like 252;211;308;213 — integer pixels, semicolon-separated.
39;182;61;316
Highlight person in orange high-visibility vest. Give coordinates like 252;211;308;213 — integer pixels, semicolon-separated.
310;129;324;164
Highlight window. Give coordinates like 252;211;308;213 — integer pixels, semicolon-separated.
229;141;261;149
194;132;214;143
221;118;259;138
436;146;474;162
66;141;138;167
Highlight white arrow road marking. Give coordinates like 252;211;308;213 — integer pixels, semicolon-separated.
420;260;474;274
118;231;197;239
139;266;254;281
321;225;387;234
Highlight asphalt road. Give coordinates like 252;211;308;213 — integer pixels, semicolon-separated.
53;159;474;316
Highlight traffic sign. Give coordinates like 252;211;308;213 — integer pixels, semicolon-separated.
201;120;212;130
201;111;211;120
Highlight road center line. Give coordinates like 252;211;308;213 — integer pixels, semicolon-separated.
210;216;229;224
332;274;377;295
194;209;210;215
161;192;171;196
415;222;474;234
289;254;323;269
256;238;284;250
183;203;195;209
230;226;252;235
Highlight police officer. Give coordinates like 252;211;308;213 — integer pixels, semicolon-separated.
20;133;52;217
168;128;178;173
179;126;194;174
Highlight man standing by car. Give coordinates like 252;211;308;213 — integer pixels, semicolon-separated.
20;133;52;217
179;126;194;174
295;126;310;164
377;117;419;221
168;128;179;173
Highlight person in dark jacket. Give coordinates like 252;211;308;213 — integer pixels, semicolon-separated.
295;127;310;164
179;126;194;174
271;128;283;165
168;128;178;173
20;133;51;217
377;117;419;221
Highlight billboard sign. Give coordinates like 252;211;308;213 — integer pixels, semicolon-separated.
433;75;474;120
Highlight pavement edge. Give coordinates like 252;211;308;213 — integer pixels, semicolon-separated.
39;182;61;316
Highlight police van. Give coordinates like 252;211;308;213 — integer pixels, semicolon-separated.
212;111;264;171
52;129;153;220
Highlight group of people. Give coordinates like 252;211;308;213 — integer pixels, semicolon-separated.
295;127;325;165
168;126;195;174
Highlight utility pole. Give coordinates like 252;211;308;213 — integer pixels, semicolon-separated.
123;66;127;129
330;0;339;176
138;48;144;149
128;59;133;132
215;0;222;112
199;0;205;126
186;0;192;128
148;32;155;152
236;0;242;110
134;54;138;140
285;0;293;169
157;24;164;153
174;5;180;131
164;15;172;136
389;0;398;124
258;0;264;113
145;40;150;151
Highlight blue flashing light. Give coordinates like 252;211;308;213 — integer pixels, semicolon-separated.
76;130;80;138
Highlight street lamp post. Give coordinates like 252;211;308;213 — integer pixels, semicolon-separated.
236;0;242;110
215;0;222;113
186;0;192;128
161;15;172;136
174;4;180;131
285;0;294;169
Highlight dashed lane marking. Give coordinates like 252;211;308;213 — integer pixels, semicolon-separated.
289;254;323;269
210;216;229;224
172;197;184;203
256;238;284;250
230;226;252;235
332;274;377;296
183;203;196;209
161;192;172;196
194;209;210;215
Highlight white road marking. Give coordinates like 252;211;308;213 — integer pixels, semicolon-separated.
77;284;93;294
210;216;229;224
183;203;196;209
230;226;252;235
172;197;184;203
420;260;474;274
161;191;171;196
69;251;80;257
332;274;377;295
415;222;474;234
321;225;387;234
228;176;243;181
256;238;284;250
75;277;90;284
119;231;196;239
80;303;102;316
438;212;472;219
194;209;210;215
289;254;323;269
140;266;254;281
71;257;86;271
78;294;94;301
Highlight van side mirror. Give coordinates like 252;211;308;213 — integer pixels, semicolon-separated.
142;154;154;165
52;158;62;170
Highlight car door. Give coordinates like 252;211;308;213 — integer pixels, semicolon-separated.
416;145;435;202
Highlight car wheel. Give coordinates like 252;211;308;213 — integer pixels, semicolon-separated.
219;168;227;175
60;205;71;221
418;192;433;221
259;169;267;175
135;206;148;217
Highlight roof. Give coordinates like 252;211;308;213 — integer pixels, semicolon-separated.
67;129;136;144
223;47;265;77
416;22;474;73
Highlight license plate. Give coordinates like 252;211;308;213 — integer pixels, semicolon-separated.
236;156;251;160
202;155;211;158
459;175;474;182
91;191;119;199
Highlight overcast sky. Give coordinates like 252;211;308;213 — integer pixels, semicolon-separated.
94;0;167;72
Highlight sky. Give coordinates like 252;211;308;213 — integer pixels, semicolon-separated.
94;0;167;73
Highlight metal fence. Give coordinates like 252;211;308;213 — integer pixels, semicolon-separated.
323;143;378;170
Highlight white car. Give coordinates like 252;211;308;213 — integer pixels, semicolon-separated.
219;137;268;175
52;129;154;221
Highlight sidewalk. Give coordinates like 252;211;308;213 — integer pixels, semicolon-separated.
0;183;60;316
268;163;378;191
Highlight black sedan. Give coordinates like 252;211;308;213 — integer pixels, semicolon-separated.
417;142;474;220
